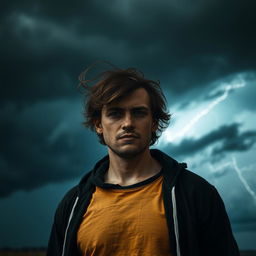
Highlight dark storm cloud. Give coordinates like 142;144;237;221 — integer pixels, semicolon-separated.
0;0;255;196
1;0;256;106
165;123;256;158
212;129;256;156
202;72;255;104
0;100;106;198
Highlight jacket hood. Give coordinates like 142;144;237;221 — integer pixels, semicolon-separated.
151;149;187;187
77;149;187;194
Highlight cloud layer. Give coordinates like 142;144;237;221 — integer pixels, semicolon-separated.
0;100;106;197
165;123;256;158
1;0;256;105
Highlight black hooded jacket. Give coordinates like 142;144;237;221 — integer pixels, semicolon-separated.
47;149;240;256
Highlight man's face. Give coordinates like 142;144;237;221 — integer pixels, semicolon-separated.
95;88;157;158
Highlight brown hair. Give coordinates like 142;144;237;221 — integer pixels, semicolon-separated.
78;66;171;145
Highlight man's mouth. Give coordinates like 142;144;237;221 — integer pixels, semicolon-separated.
117;133;140;140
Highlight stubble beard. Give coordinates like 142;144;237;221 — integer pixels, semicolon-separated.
107;142;150;159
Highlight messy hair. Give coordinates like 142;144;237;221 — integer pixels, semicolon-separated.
78;66;171;145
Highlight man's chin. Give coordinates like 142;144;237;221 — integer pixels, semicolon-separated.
108;145;147;159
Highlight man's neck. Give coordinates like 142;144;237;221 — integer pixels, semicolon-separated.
105;149;162;186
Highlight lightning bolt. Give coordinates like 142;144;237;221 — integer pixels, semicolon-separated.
163;76;246;143
232;157;256;202
208;159;256;203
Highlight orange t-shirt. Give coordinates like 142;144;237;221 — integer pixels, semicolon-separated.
77;174;173;256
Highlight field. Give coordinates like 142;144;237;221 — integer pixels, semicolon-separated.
0;250;46;256
241;252;256;256
0;253;45;256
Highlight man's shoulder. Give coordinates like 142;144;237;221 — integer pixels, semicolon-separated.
177;168;222;205
180;168;213;187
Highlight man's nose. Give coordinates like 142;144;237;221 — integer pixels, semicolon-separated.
122;113;134;130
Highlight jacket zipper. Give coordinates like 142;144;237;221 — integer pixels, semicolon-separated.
61;196;79;256
172;186;181;256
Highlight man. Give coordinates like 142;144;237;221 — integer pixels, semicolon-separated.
47;67;240;256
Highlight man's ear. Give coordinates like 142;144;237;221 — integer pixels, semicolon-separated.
94;119;103;134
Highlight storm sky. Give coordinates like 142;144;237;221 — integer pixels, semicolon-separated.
0;0;256;250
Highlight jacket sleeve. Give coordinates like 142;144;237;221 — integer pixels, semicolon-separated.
47;207;65;256
198;186;240;256
46;187;78;256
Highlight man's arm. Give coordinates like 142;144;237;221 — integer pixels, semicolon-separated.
199;186;240;256
46;187;78;256
47;213;64;256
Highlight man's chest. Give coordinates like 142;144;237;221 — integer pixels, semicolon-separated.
77;176;172;255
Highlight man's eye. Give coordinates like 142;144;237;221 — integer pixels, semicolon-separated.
108;112;122;118
134;111;147;117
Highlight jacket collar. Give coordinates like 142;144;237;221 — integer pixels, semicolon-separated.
78;149;186;194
